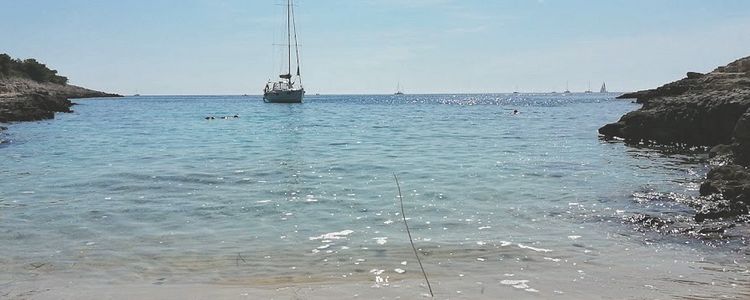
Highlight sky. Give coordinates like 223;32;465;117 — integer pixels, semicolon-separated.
2;0;750;95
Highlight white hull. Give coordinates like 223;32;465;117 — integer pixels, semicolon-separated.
263;89;305;103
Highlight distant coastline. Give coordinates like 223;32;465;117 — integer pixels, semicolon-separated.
0;54;120;129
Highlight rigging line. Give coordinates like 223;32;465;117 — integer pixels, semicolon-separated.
291;0;302;88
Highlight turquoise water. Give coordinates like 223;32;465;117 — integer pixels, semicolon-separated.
1;94;748;298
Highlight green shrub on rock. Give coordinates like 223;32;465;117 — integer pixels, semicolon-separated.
0;53;68;85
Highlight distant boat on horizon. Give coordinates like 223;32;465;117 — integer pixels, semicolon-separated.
600;82;608;93
394;82;405;95
585;81;593;93
563;81;571;94
263;0;305;103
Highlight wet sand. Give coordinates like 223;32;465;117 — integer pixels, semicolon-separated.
0;277;673;300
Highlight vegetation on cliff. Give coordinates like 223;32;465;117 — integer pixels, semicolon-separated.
0;53;119;124
0;53;68;85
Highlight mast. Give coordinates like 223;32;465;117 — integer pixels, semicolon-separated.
286;0;292;83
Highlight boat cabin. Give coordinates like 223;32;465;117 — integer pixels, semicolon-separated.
266;81;295;92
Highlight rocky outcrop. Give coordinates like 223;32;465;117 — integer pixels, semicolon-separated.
599;91;750;145
0;78;120;123
602;57;750;145
617;57;750;104
601;56;750;223
697;165;750;221
694;110;750;221
0;93;72;122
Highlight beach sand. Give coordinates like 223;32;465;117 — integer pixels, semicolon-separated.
1;278;642;300
5;262;738;300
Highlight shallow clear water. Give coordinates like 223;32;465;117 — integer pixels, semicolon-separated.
1;94;748;298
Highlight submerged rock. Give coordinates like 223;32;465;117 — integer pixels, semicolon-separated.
625;209;740;240
628;214;674;231
696;165;750;221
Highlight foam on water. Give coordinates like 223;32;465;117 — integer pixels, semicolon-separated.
0;94;748;297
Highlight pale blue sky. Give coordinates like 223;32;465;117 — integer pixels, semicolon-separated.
2;0;750;95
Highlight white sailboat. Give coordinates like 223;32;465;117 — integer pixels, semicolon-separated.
394;82;404;95
600;82;608;93
263;0;304;103
585;81;593;93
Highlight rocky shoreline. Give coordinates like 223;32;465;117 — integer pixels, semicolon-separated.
600;56;750;229
0;78;120;127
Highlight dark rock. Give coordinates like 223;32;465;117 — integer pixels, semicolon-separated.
700;165;750;199
686;72;705;79
603;56;750;146
604;55;750;224
695;200;748;222
709;144;734;159
615;56;750;105
695;165;750;221
1;77;119;125
601;91;750;146
733;109;750;166
0;93;72;123
696;224;733;234
617;90;645;100
598;122;625;139
735;109;750;142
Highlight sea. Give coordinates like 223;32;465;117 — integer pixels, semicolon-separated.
1;94;748;298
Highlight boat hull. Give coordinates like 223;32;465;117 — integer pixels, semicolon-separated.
263;89;305;103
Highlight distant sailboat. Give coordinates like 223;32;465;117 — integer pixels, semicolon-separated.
263;0;305;103
563;81;571;94
395;82;405;95
585;81;593;93
600;82;608;93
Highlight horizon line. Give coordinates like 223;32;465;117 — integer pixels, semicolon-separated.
114;91;627;97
